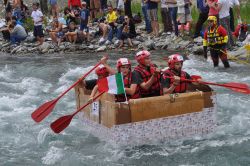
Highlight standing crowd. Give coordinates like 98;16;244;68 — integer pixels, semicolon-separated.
1;0;247;49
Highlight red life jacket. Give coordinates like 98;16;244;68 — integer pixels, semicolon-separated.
162;69;188;93
115;72;140;102
133;64;161;97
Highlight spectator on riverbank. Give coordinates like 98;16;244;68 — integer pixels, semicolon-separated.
119;16;136;48
167;0;178;37
141;0;152;34
68;0;82;9
12;0;22;21
90;0;101;20
229;0;241;32
0;16;12;41
193;0;209;38
49;0;58;18
177;0;192;36
146;0;160;37
161;0;173;34
124;0;132;18
31;2;44;45
48;18;63;46
64;7;77;25
79;1;90;43
65;22;77;44
207;0;219;22
212;0;234;49
9;20;27;44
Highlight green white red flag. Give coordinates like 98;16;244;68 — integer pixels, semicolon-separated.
97;73;125;94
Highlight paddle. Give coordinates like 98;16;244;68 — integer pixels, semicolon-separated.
50;91;105;134
184;75;250;94
31;61;104;123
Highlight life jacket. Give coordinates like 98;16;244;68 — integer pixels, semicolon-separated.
133;64;161;97
115;72;140;102
207;26;226;46
162;69;188;93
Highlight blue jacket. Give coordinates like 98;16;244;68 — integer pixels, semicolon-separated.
197;0;209;13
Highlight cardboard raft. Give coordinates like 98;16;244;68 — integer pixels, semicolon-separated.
74;82;214;128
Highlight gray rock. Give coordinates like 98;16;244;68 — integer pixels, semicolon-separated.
193;45;204;55
39;42;51;53
25;36;36;43
193;36;203;44
96;45;107;52
11;45;22;54
132;40;141;46
144;40;155;50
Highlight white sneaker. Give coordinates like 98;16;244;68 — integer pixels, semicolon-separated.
114;40;120;45
167;32;172;35
105;40;111;45
99;37;105;44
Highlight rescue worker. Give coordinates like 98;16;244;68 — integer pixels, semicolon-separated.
203;16;230;68
161;54;192;95
115;58;139;102
132;50;161;98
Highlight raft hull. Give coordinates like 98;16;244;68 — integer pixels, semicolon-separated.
75;83;217;146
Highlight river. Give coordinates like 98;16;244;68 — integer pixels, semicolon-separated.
0;52;250;166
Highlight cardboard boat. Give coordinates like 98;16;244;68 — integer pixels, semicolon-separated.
75;82;217;146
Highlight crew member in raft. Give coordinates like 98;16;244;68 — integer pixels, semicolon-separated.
115;58;139;102
89;64;115;101
161;54;193;94
203;16;230;68
132;50;161;98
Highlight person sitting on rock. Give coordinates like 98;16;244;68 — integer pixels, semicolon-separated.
65;21;77;44
131;50;161;98
118;16;136;48
64;7;77;25
48;18;63;46
161;54;194;94
8;20;27;44
203;16;230;68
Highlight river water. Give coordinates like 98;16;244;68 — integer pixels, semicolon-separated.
0;52;250;166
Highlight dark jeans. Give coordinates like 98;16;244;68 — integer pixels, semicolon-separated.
220;16;234;48
161;8;172;32
229;7;235;32
10;35;26;44
142;5;151;33
124;0;132;18
107;26;122;41
193;11;208;38
169;7;178;36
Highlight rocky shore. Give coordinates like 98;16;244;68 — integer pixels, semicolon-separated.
0;19;250;66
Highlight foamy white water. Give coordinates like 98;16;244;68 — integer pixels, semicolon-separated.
0;52;250;165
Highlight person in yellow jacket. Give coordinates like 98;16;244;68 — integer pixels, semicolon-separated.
203;16;230;68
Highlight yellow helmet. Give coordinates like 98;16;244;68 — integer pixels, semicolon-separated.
207;16;217;23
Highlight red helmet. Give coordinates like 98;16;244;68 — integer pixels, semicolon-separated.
168;54;184;69
116;58;131;70
135;50;150;64
95;64;109;77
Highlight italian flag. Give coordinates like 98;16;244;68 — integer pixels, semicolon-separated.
97;73;125;94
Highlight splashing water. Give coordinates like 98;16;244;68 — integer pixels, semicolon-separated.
0;53;250;165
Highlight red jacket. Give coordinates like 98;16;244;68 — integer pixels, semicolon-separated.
68;0;82;8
